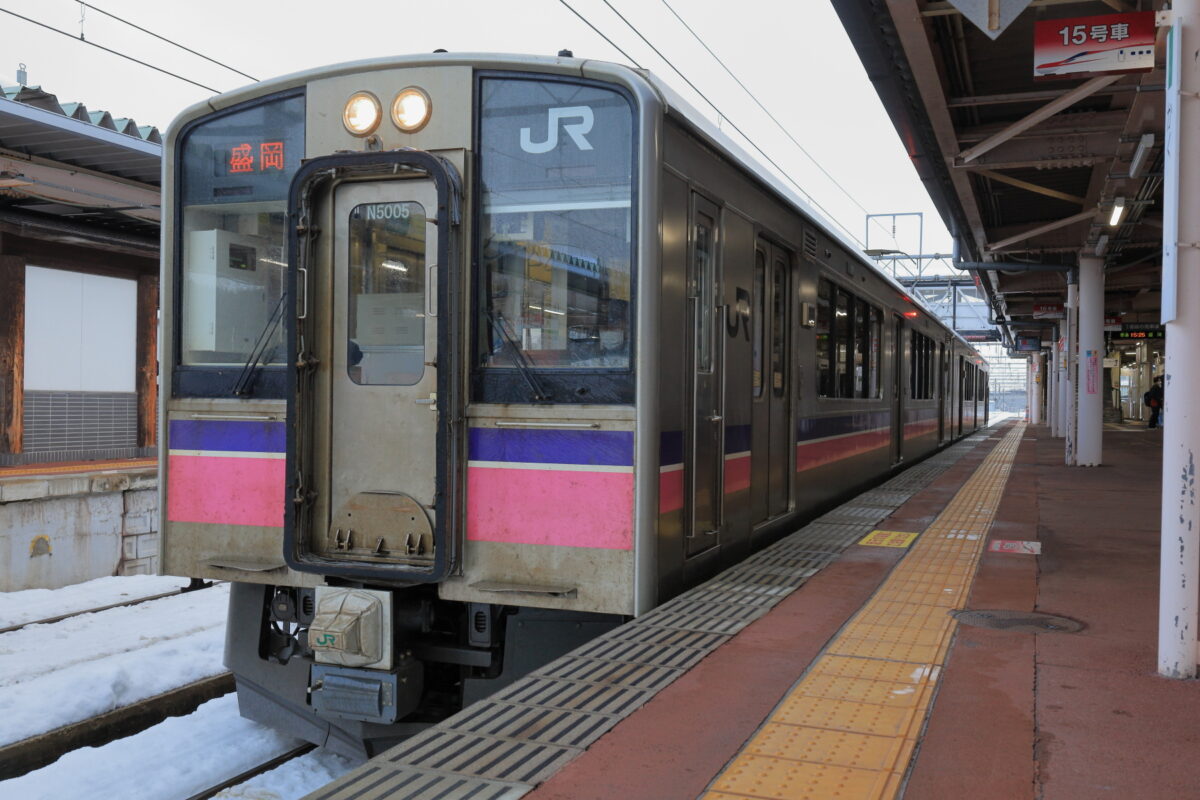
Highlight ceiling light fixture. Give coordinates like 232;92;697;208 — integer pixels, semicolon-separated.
1109;197;1127;227
1129;133;1154;178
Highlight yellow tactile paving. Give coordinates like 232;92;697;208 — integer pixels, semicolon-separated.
772;696;915;736
707;754;893;799
745;724;908;770
704;423;1025;800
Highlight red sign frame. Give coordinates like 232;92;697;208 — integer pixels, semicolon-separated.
1033;12;1157;78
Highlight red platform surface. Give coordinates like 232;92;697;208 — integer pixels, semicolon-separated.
526;424;1200;799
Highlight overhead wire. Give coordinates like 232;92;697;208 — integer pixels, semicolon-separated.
556;0;643;69
77;1;258;82
660;0;890;238
0;5;219;92
591;0;869;246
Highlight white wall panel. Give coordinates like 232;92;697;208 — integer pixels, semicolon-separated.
24;266;136;392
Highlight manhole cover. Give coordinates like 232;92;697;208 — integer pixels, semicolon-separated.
951;609;1084;633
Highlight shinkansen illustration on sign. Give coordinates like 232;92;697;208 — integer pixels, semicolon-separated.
158;53;988;757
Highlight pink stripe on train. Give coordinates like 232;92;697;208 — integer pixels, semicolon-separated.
167;454;286;528
467;466;634;550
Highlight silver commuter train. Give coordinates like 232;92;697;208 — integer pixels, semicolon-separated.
159;52;989;757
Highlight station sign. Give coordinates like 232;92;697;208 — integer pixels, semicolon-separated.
1032;303;1063;319
1113;323;1165;340
1033;12;1156;78
1014;335;1042;352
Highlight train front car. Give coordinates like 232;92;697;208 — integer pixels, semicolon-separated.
160;56;656;757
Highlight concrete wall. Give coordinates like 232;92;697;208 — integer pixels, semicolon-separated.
0;469;157;591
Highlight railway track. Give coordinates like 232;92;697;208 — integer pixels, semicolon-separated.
0;579;216;636
184;744;318;800
0;672;235;781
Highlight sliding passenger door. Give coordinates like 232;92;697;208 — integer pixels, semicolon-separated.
685;195;723;556
937;343;947;443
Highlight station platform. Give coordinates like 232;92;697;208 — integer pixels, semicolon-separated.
0;457;156;479
306;420;1196;800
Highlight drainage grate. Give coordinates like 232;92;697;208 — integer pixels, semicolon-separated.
535;657;681;692
305;765;526;800
493;677;656;716
385;730;579;784
445;702;619;749
568;637;714;671
951;609;1085;633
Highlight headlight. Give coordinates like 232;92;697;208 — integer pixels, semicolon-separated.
343;92;382;136
391;87;431;133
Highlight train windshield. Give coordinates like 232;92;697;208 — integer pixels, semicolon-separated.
476;77;634;374
177;95;305;374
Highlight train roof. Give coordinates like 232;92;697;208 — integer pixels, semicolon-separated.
166;51;987;366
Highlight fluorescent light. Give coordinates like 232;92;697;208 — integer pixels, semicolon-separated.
381;260;408;272
1109;197;1127;227
1093;234;1109;256
1130;133;1154;178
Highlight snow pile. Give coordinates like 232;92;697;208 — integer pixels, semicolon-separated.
0;695;316;800
0;575;192;628
216;749;362;799
0;583;230;745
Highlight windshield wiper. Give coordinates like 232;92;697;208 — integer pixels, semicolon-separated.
232;292;287;396
485;310;550;402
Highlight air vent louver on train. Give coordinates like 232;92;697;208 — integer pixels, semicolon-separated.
803;230;818;262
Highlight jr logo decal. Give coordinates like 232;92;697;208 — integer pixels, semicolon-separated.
520;106;595;153
315;634;337;647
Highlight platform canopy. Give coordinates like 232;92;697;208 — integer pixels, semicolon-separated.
833;0;1166;351
0;84;161;255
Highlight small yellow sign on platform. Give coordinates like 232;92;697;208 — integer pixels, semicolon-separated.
859;530;919;548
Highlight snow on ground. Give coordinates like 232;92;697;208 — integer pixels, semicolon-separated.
0;575;193;628
0;694;344;800
0;582;230;745
216;748;362;800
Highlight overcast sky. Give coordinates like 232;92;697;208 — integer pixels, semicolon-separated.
0;0;955;258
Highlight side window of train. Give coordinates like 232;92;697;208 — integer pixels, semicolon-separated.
815;279;832;397
693;210;716;374
753;249;766;398
869;306;881;398
909;331;935;399
771;254;787;395
816;277;879;399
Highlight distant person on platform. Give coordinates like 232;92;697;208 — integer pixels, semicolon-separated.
1145;376;1164;429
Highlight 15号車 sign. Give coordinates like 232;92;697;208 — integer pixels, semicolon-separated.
1033;12;1156;78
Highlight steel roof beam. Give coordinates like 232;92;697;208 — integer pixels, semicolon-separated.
986;208;1102;252
975;169;1089;205
958;75;1123;164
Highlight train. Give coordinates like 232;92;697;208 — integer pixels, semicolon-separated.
159;52;989;758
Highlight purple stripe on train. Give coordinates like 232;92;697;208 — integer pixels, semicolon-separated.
168;419;285;453
468;428;634;466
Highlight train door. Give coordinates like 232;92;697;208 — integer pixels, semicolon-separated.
890;316;904;464
288;159;459;580
957;355;965;436
329;179;439;563
763;239;792;518
937;343;946;442
685;195;723;556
